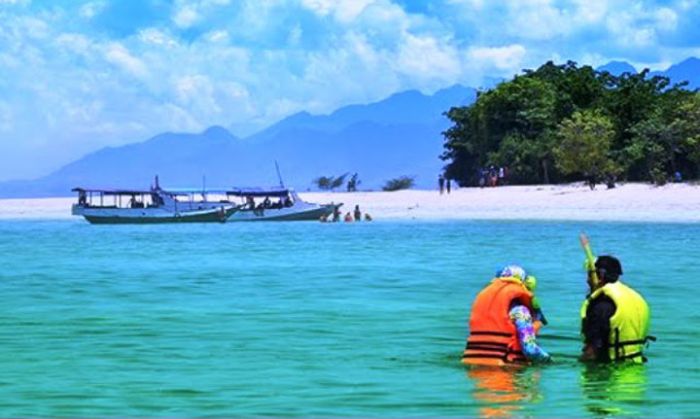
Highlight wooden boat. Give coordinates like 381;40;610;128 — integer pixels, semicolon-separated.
71;180;238;224
224;187;340;222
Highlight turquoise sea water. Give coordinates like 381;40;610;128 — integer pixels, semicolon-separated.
0;218;699;417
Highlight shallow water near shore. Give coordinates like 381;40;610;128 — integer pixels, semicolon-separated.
0;218;698;417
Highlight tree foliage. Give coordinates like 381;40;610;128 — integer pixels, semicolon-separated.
313;173;349;191
442;61;700;185
382;176;415;191
554;110;616;180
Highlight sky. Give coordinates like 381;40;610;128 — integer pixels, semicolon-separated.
1;0;699;181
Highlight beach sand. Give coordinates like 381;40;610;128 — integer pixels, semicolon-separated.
1;182;698;222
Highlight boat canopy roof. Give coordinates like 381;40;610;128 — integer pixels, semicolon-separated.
227;187;290;197
160;188;231;195
72;186;293;198
72;187;155;195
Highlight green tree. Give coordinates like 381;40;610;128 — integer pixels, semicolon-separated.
330;173;349;190
443;75;558;184
554;110;617;187
670;93;700;175
442;60;700;184
313;173;349;191
313;176;332;190
382;176;415;191
626;115;677;184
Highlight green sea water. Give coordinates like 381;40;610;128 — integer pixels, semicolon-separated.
0;218;698;417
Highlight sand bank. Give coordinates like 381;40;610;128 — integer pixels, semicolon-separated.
305;182;700;223
0;183;698;222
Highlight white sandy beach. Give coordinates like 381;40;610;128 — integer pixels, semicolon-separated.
1;182;698;222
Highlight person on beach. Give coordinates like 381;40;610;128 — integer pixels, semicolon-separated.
580;255;653;363
438;174;445;194
478;168;487;188
332;205;341;222
462;265;551;366
446;178;451;194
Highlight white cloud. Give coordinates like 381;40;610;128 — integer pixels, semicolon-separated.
79;1;107;19
287;24;302;46
104;42;148;78
173;4;200;28
467;44;527;72
504;1;570;40
572;0;609;24
397;33;461;81
205;29;229;43
301;0;376;23
20;16;50;40
655;7;678;31
300;0;333;17
55;33;93;55
139;28;178;48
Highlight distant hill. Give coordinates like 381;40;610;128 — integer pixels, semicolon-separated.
249;84;475;142
598;57;700;89
597;61;637;76
0;85;476;197
652;57;700;89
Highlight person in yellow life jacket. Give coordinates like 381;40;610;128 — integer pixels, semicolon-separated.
462;265;551;366
580;255;654;363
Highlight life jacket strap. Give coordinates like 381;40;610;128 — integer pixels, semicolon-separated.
615;335;656;347
616;351;645;362
469;331;513;338
613;329;655;361
466;342;508;351
461;353;528;363
462;353;507;360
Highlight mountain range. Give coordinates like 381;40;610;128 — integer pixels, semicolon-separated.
1;57;698;198
597;57;700;89
0;85;476;197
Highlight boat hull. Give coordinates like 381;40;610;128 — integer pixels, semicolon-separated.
228;204;337;222
75;206;236;224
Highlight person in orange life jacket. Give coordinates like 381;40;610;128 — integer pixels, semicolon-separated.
580;255;652;363
462;265;551;366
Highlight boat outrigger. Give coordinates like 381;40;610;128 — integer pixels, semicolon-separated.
71;181;239;224
224;187;341;222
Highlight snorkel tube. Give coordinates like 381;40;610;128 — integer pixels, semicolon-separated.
579;232;599;289
525;275;548;326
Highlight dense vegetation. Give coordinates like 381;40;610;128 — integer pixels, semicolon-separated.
382;176;415;191
442;61;700;186
313;174;349;191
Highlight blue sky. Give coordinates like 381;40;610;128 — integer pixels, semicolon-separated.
0;0;699;181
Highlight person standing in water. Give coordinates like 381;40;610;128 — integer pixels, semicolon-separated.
462;265;551;366
353;205;362;221
580;255;653;363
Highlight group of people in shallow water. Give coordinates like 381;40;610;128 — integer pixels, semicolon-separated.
245;195;293;211
463;253;653;366
320;204;372;222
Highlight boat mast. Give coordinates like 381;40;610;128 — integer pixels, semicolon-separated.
275;160;285;188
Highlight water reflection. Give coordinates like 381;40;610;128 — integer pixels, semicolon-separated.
467;366;541;418
580;363;648;416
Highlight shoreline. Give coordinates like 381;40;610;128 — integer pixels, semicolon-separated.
1;182;699;223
